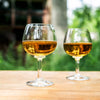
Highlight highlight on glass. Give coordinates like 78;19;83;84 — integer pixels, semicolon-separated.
22;23;57;87
63;28;92;81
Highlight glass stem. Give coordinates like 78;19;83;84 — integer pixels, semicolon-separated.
75;59;80;75
37;59;42;79
73;57;82;75
35;56;45;79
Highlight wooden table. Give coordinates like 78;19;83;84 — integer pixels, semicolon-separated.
0;71;100;100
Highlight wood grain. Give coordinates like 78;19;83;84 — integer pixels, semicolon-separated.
0;71;100;100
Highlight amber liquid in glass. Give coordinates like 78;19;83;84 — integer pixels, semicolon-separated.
64;42;92;57
23;40;57;56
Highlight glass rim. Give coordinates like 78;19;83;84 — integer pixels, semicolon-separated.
26;23;51;27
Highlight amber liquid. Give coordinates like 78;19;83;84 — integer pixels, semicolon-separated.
64;43;92;57
22;40;57;56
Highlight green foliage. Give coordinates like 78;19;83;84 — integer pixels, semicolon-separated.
73;5;92;27
68;4;100;71
80;41;100;71
0;40;100;71
0;4;100;71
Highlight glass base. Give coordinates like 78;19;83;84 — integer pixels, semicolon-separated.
66;74;89;81
26;78;53;87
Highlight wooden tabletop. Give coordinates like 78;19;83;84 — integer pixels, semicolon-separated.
0;71;100;100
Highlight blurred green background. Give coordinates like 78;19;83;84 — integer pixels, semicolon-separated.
0;0;100;71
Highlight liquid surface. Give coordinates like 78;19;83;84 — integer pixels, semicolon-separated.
23;40;57;56
64;42;92;57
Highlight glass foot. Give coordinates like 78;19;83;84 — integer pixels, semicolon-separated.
66;74;89;81
26;78;53;87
